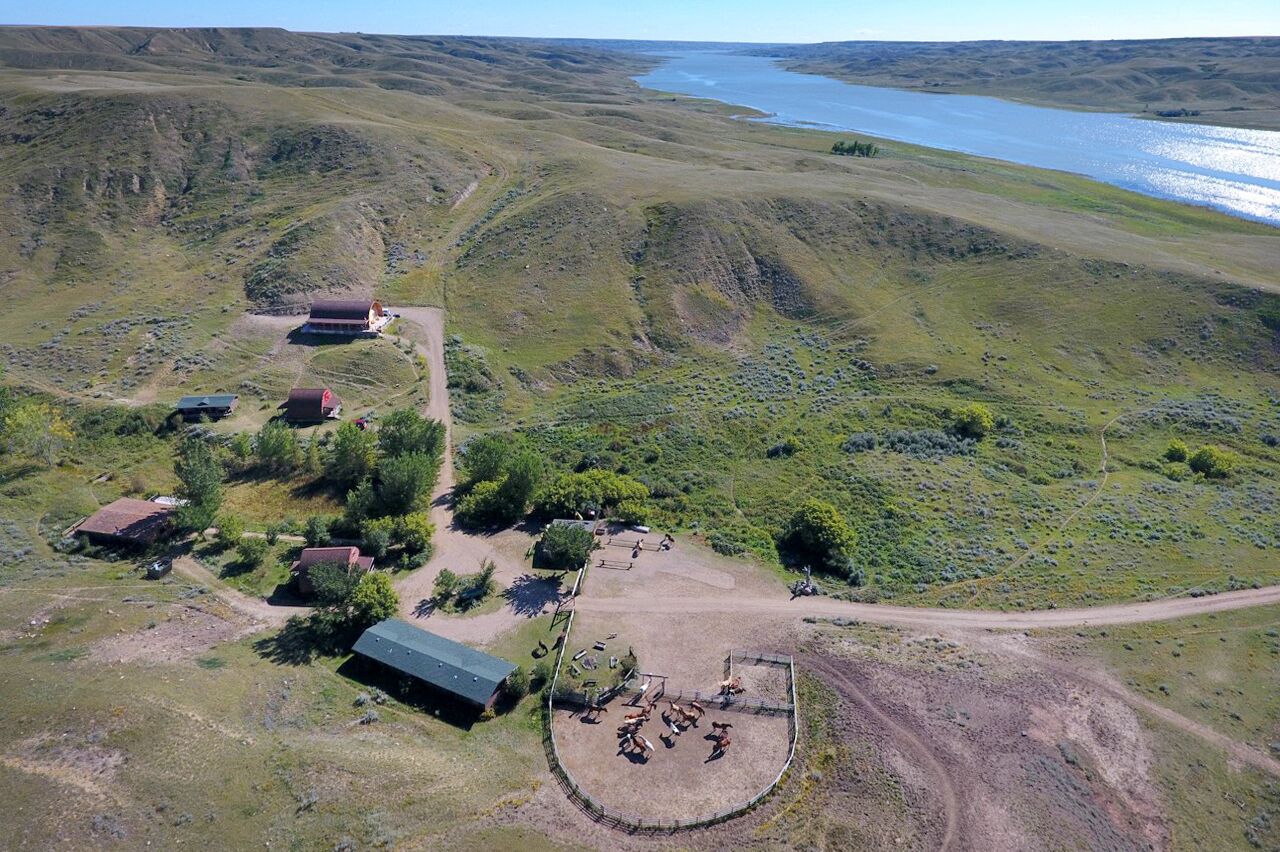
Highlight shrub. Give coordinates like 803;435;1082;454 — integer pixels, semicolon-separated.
884;429;975;459
377;409;445;459
766;437;802;458
533;469;649;519
361;516;395;559
1164;438;1189;462
395;512;435;554
779;498;857;576
376;452;440;515
214;514;244;550
842;432;877;453
256;421;300;475
235;536;270;569
537;524;596;571
454;478;505;527
1188;445;1237;479
1162;462;1192;481
349;572;399;627
951;403;995;439
303;515;331;547
505;666;530;700
433;568;459;602
531;660;552;691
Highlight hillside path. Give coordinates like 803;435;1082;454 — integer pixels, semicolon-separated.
172;555;303;624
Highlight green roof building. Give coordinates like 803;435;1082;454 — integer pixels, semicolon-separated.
175;393;238;420
352;618;517;710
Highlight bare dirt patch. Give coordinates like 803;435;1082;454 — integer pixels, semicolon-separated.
88;602;256;665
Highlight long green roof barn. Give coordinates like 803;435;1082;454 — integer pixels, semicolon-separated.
352;619;517;710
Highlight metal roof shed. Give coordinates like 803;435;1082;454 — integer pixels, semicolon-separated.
352;618;517;709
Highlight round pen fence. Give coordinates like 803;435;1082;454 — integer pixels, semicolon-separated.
543;562;799;833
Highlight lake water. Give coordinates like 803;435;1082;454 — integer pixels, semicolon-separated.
634;52;1280;226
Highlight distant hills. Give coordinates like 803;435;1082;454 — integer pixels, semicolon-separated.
749;37;1280;130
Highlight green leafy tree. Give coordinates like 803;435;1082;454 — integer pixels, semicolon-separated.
377;409;445;459
1188;445;1237;479
376;452;440;516
214;514;245;550
951;403;996;439
395;512;435;554
1164;439;1189;462
343;478;379;529
303;515;331;547
174;436;224;533
537;523;596;571
235;536;270;569
454;477;505;527
532;469;649;519
303;438;323;475
308;560;360;605
779;498;857;576
433;568;460;602
3;400;74;467
349;572;399;627
328;422;377;489
531;660;552;691
361;516;395;559
493;448;543;521
228;432;254;465
256;421;300;475
459;434;511;487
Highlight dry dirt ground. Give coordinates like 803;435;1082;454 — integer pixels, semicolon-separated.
553;703;791;823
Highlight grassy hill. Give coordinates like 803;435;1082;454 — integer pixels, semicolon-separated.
1;26;1279;851
755;37;1280;130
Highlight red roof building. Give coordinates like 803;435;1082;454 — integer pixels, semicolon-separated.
72;498;174;546
290;546;376;596
279;388;342;422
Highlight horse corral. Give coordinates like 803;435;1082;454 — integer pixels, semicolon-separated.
546;530;798;829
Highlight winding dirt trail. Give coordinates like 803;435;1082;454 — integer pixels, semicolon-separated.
804;654;962;850
171;555;303;625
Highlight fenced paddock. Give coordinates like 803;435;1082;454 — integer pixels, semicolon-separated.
543;569;799;834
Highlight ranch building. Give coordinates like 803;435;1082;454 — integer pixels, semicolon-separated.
290;546;375;597
71;498;174;547
279;387;342;423
353;619;518;711
303;299;391;335
174;393;238;421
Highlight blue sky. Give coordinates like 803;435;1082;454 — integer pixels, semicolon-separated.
2;0;1277;43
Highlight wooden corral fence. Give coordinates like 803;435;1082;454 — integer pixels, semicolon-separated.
543;569;800;834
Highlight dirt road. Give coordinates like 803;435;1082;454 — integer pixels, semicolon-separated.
388;307;547;643
171;555;304;625
574;583;1280;630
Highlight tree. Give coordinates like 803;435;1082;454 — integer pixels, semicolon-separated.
395;512;434;554
303;438;323;475
343;478;378;529
1164;439;1189;462
454;477;505;527
256;421;300;475
951;403;995;440
349;572;399;627
376;452;440;516
174;436;223;533
377;409;445;460
308;560;361;606
537;523;596;571
459;434;512;486
361;516;395;559
328;422;377;489
433;568;460;602
3;400;74;467
779;498;857;576
532;469;649;519
235;536;270;569
303;515;331;547
214;514;245;550
1188;445;1237;479
493;448;543;521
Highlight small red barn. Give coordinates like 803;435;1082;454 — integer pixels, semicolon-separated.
279;388;342;423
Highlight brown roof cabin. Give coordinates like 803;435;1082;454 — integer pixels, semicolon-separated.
279;387;342;423
291;546;375;597
304;299;388;335
72;498;174;547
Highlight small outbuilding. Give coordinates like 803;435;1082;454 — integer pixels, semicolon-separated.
175;393;238;421
304;299;390;335
290;546;375;597
71;498;174;547
279;387;342;423
353;618;518;711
